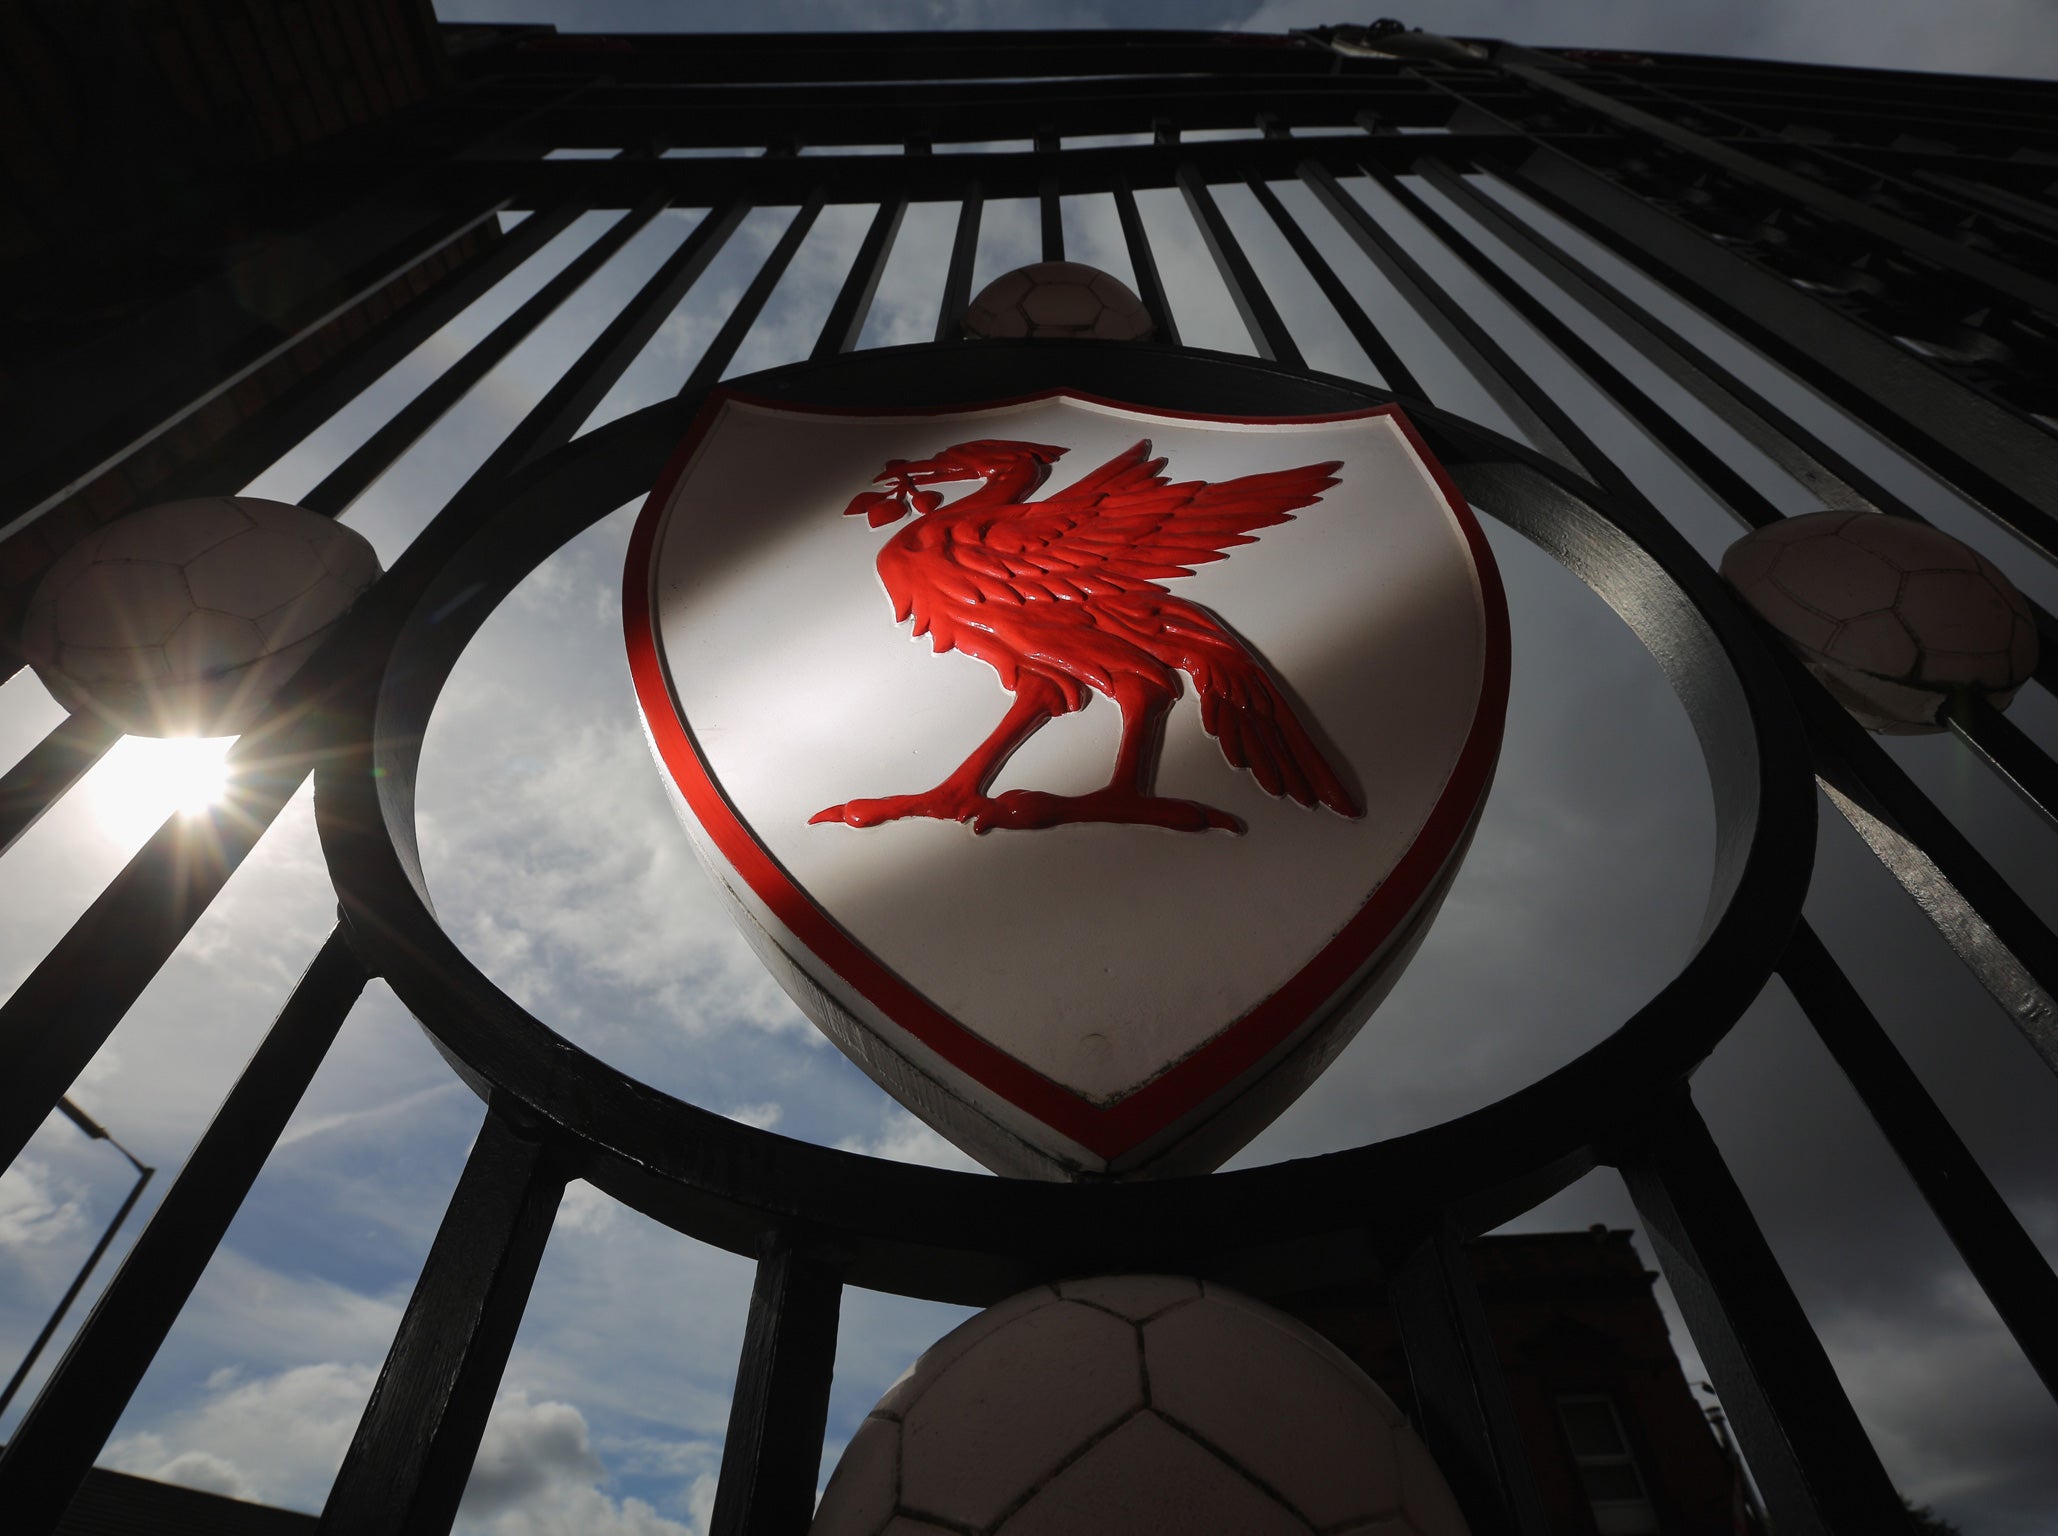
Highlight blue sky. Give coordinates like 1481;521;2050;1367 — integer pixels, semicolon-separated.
3;5;2058;1535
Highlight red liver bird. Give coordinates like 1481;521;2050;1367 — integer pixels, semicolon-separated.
810;436;1362;834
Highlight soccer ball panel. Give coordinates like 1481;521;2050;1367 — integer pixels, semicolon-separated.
1771;537;1899;616
963;262;1154;342
813;1413;899;1536
813;1278;1468;1536
875;1285;1059;1419
1395;1429;1469;1536
1146;1295;1403;1528
1724;511;2036;732
186;526;327;616
898;1300;1145;1529
1828;610;1917;681
94;497;253;565
24;498;381;736
55;561;191;649
1021;280;1103;329
1055;1273;1200;1323
1899;569;2013;654
164;609;264;679
994;1411;1310;1536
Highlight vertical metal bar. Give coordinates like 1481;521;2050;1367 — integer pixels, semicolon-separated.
145;200;587;506
1389;1221;1551;1536
0;1164;152;1424
1298;160;1585;473
1499;145;2058;540
810;195;908;359
1778;921;2058;1401
3;197;511;538
1947;695;2058;833
0;704;329;1177
1242;175;1424;396
1175;163;1304;367
0;929;367;1534
0;712;121;859
319;1111;568;1536
935;183;985;343
1618;1096;1914;1536
680;189;828;400
1038;134;1066;263
706;1232;844;1536
482;199;753;481
1797;665;2058;1076
304;193;672;517
1112;180;1181;346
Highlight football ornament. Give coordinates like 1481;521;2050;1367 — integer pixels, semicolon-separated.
20;497;381;737
962;262;1156;342
626;391;1507;1179
810;1275;1470;1536
1721;511;2037;733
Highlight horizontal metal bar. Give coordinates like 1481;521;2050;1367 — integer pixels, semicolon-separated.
1778;921;2058;1404
0;712;122;859
0;929;368;1533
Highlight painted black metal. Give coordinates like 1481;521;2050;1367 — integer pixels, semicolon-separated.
1777;922;2058;1399
1175;165;1303;367
1242;174;1422;397
9;27;2058;1536
0;929;368;1532
0;712;120;859
319;1111;570;1536
707;1235;846;1536
303;193;673;517
810;197;908;360
1111;180;1182;348
1618;1096;1914;1536
1390;1222;1552;1536
680;190;828;401
304;341;1826;1527
935;185;985;343
0;695;342;1176
153;199;586;511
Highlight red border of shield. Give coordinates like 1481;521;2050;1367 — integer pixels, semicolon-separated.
625;388;1511;1165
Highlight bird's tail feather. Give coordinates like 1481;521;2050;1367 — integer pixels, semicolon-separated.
1162;610;1359;818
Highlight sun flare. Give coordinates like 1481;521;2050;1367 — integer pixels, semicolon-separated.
87;735;237;844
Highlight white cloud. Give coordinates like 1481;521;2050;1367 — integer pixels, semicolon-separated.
106;1360;377;1510
834;1106;986;1172
0;1158;85;1248
457;1392;704;1536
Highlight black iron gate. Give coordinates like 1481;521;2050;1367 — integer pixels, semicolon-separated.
2;20;2056;1536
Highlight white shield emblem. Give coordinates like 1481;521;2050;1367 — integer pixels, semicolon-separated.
625;390;1508;1179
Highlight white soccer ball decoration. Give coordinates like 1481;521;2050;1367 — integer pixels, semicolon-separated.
962;261;1156;342
1721;511;2037;733
811;1274;1469;1536
20;497;382;737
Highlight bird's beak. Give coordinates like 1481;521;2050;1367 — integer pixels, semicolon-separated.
841;476;943;526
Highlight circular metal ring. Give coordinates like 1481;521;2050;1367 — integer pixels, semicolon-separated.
314;342;1814;1303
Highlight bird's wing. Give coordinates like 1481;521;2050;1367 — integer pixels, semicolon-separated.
958;440;1344;604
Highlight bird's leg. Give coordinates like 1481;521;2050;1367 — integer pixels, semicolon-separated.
978;678;1243;834
810;687;1056;829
